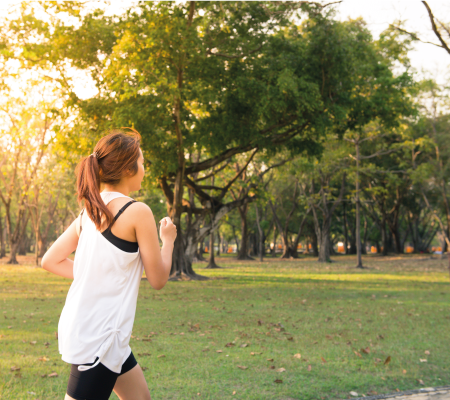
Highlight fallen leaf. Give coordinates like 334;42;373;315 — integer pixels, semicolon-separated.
38;356;49;362
270;365;275;369
307;364;312;371
232;391;236;395
157;354;165;358
321;357;327;363
287;337;294;341
257;319;263;326
354;351;362;358
250;352;261;355
384;356;391;365
350;391;358;397
225;342;235;347
30;341;37;345
274;379;283;383
424;350;430;355
403;369;407;374
417;379;424;385
48;372;58;378
294;353;301;359
420;359;427;363
237;365;248;370
361;347;370;354
44;342;50;346
375;358;382;363
138;353;151;357
276;367;286;372
141;366;148;371
202;348;210;352
10;366;20;371
240;343;248;348
216;350;223;353
267;358;274;362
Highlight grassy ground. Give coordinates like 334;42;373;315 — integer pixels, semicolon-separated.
0;253;449;400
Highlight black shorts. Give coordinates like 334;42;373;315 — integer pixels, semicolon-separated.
67;351;138;400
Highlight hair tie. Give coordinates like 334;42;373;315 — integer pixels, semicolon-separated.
90;152;98;159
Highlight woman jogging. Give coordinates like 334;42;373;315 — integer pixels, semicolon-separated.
41;129;176;400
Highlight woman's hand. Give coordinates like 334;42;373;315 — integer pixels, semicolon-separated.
159;217;177;244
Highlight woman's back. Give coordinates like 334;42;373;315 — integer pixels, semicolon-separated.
59;191;144;374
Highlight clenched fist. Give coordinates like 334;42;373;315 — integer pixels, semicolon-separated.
159;217;177;244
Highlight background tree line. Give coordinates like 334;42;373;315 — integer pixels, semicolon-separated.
0;1;448;276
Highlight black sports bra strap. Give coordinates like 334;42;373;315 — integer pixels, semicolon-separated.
109;200;136;227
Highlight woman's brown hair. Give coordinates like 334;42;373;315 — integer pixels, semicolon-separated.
75;128;142;231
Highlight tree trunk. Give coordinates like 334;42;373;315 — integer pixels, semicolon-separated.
0;207;4;258
206;229;221;269
237;204;253;260
343;201;349;254
255;203;264;262
271;222;277;257
19;232;29;255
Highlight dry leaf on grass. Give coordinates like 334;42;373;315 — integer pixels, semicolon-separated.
38;356;49;362
417;379;424;385
276;367;286;372
216;350;223;353
237;365;248;370
267;358;274;362
384;356;391;365
225;342;235;347
419;359;427;362
294;353;301;359
354;351;362;358
361;347;370;354
349;391;358;397
307;365;312;371
48;372;58;378
250;352;261;356
240;343;248;348
30;341;37;345
157;354;165;358
274;379;283;383
424;350;430;355
10;366;20;371
321;357;327;363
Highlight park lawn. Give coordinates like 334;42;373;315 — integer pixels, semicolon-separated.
0;254;449;400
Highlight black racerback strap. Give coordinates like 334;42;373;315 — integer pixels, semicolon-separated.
108;200;137;229
79;200;136;233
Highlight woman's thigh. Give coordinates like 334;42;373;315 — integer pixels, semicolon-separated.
113;363;151;400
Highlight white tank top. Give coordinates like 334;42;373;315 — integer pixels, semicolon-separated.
58;191;144;373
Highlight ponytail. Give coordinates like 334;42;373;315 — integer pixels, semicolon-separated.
75;128;141;231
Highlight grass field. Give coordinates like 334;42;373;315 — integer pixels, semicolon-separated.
0;253;449;400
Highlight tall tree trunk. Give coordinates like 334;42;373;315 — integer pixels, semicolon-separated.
343;201;349;254
19;232;29;255
255;203;264;262
0;206;4;258
271;222;277;257
206;228;221;269
237;203;253;260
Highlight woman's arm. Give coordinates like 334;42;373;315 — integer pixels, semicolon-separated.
41;218;80;279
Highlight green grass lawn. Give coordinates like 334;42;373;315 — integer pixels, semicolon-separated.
0;254;449;399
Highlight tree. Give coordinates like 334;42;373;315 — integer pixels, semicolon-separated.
11;2;414;276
